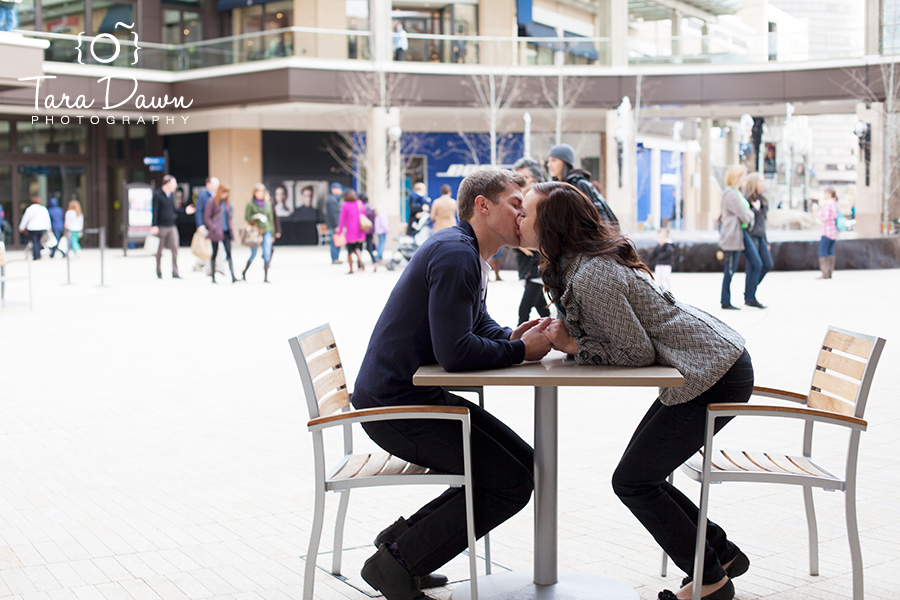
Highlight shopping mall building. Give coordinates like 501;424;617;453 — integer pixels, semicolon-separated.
0;0;897;248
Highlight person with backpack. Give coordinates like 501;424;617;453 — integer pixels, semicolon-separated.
547;143;618;226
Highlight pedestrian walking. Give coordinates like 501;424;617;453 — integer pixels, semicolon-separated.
336;190;368;274
646;227;675;291
743;173;774;292
718;165;762;309
195;176;219;274
360;192;378;267
515;248;550;325
242;183;276;283
204;183;238;284
47;197;66;258
64;200;84;257
546;143;618;225
326;182;343;264
151;175;181;279
406;182;429;234
18;196;51;260
818;188;841;279
374;207;389;262
393;22;408;61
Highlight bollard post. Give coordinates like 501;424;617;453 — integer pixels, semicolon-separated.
99;226;106;287
65;233;72;285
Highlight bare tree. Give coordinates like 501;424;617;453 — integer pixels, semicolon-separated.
539;73;589;146
841;60;900;232
462;73;524;166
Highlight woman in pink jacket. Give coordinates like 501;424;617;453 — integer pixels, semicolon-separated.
337;189;368;273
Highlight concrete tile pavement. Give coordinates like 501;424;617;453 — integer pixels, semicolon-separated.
1;245;899;599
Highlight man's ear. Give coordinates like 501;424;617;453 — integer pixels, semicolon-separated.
474;194;490;216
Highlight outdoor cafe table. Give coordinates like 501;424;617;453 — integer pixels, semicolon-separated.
413;356;684;600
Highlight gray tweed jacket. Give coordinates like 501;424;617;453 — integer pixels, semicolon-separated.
557;254;746;406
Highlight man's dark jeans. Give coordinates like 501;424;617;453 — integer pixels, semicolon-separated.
612;349;754;585
362;390;534;577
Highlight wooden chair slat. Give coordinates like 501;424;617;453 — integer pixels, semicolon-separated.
355;453;392;478
811;370;860;403
808;390;855;416
317;389;350;418
300;327;337;358
743;451;791;473
817;349;865;380
381;455;410;476
718;450;757;472
307;347;342;381
403;463;430;475
784;455;836;479
333;454;369;480
314;367;347;401
823;330;873;359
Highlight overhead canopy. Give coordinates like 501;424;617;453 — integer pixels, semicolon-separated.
216;0;279;11
564;31;598;61
98;4;134;34
522;22;563;51
628;0;743;22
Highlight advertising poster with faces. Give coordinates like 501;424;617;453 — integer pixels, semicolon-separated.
264;179;327;222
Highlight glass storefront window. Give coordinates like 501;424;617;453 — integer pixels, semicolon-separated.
129;124;146;161
240;2;291;60
162;8;180;44
108;124;126;160
17;165;88;233
347;0;369;58
17;121;87;155
42;0;86;62
0;121;10;153
451;4;477;64
90;1;135;65
18;0;36;30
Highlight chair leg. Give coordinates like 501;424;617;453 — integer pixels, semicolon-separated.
465;480;478;600
304;486;327;600
660;471;675;577
845;486;864;600
483;532;491;575
803;485;819;576
332;489;351;575
691;476;712;600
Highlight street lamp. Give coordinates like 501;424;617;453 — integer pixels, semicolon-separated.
615;126;627;188
855;120;871;187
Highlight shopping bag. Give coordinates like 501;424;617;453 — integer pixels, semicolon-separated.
332;231;347;247
191;230;212;260
41;230;57;249
57;235;69;254
143;234;160;255
240;226;261;248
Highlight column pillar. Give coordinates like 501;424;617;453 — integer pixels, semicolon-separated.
671;10;682;62
856;102;884;236
208;129;263;231
700;118;712;230
371;0;391;63
367;107;403;238
609;0;628;67
294;0;347;58
478;0;517;66
865;0;882;56
605;108;635;232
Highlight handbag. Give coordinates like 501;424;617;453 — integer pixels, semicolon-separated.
332;231;347;247
358;201;373;232
191;230;212;259
143;234;160;255
836;210;848;232
240;226;261;248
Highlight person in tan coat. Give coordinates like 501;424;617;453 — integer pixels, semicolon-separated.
429;184;458;231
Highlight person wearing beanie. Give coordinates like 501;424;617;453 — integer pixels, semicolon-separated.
326;182;344;264
547;143;618;225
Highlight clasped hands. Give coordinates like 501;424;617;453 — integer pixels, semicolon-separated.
510;317;578;361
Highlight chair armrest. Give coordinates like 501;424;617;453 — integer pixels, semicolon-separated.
706;403;867;430
308;405;469;431
752;386;808;404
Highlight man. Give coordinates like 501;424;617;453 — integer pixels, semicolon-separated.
429;184;457;231
150;175;181;279
392;22;408;61
326;182;343;264
195;176;219;274
352;169;552;600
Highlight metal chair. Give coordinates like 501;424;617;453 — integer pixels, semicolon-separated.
315;223;331;246
679;326;885;600
290;323;480;600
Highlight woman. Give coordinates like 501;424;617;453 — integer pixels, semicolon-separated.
518;182;753;600
18;196;51;260
373;207;390;263
204;183;237;284
743;173;774;291
64;199;84;257
818;188;840;279
336;189;367;274
243;183;276;283
718;165;763;310
359;192;378;270
547;143;617;225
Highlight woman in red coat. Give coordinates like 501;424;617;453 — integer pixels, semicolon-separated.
203;183;237;283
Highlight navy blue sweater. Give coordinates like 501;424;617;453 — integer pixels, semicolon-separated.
352;221;526;409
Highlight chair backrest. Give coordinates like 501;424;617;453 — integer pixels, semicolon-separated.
807;326;886;420
289;323;351;421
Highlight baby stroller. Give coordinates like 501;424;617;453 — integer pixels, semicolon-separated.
384;210;431;271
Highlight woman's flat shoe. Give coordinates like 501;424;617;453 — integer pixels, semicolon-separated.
682;550;749;586
659;579;734;600
721;304;740;310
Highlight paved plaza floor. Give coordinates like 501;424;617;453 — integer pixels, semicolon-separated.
2;244;899;600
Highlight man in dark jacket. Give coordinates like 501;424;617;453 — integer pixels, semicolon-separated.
150;175;180;279
47;197;66;257
325;182;343;264
353;169;552;600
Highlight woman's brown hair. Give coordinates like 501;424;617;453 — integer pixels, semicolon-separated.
67;200;82;216
214;183;230;205
530;182;651;304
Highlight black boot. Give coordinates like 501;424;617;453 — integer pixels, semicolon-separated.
210;258;217;283
228;258;237;283
242;260;251;281
361;544;433;600
374;519;449;589
263;261;270;283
